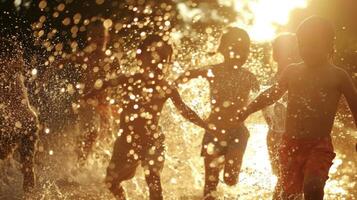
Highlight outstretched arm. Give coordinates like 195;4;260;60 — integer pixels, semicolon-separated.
175;69;207;85
238;67;290;121
170;87;209;130
82;74;130;99
340;70;357;127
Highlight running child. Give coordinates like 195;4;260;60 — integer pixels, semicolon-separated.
85;35;215;200
238;16;357;200
0;38;39;192
176;27;259;200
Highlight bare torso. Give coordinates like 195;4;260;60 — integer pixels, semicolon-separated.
285;63;343;138
206;66;258;129
119;75;172;139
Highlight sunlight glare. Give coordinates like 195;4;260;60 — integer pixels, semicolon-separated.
234;0;308;42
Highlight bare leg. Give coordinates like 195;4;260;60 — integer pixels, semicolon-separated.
107;181;126;200
77;106;100;161
266;130;281;176
145;171;163;200
79;107;111;160
268;130;282;200
141;132;165;200
105;136;139;200
98;105;112;137
19;125;38;193
79;130;98;161
303;142;334;200
303;176;325;200
223;128;249;186
204;156;221;200
223;147;243;186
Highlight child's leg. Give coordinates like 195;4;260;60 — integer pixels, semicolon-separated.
278;137;305;199
266;130;281;175
201;132;224;199
142;134;165;200
223;148;244;186
204;155;222;200
303;139;335;200
223;126;249;186
303;177;325;200
267;130;283;199
105;137;140;200
78;106;100;161
143;168;163;200
19;119;39;192
98;104;112;138
143;165;163;200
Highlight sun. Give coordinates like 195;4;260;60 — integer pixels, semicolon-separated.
234;0;308;42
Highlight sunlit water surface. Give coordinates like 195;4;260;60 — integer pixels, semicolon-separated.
0;79;355;200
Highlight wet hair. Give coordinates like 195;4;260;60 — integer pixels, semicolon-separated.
296;16;335;48
218;27;251;61
272;33;298;61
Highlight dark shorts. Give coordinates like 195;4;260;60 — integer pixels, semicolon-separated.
106;127;165;183
278;135;336;196
201;125;249;157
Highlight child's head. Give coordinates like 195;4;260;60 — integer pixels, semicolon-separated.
0;37;23;72
136;35;173;77
218;27;250;66
87;19;109;50
296;16;335;66
272;33;299;69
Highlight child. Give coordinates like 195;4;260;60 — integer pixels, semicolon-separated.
49;19;119;161
261;33;299;199
86;35;214;200
76;19;118;161
0;38;39;192
176;27;259;200
238;16;357;200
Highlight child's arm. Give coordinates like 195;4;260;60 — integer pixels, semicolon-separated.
82;74;130;99
339;70;357;127
169;87;210;131
238;66;290;121
175;69;208;85
250;72;260;93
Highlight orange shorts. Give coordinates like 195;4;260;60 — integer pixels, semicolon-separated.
278;135;336;196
